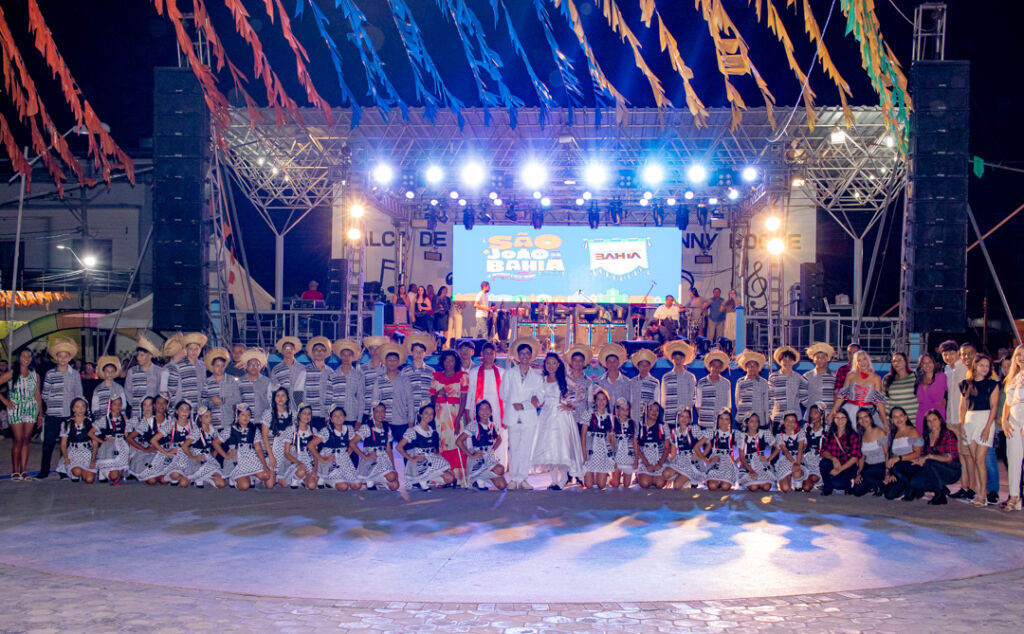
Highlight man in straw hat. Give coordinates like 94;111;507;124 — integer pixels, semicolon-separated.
238;348;273;422
661;341;697;421
92;355;127;417
202;347;240;433
159;334;185;396
401;333;436;424
360;336;389;420
499;337;543;490
37;337;84;479
565;343;594;433
371;341;412;447
271;336;306;408
166;332;208;411
125;334;163;416
594;343;631;409
768;346;806;432
302;337;334;430
735;350;769;430
628;348;661;425
466;342;506;464
801;342;837;414
695;350;732;430
329;339;365;428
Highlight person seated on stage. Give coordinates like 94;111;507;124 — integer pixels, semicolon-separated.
635;402;670;489
819;409;862;495
581;389;616;490
398;404;455;491
664;409;705;490
351;402;400;491
773;412;806;493
610;398;637;489
736;413;777;492
695;408;739;491
456;400;507;491
893;409;962;505
651;295;681;343
301;280;324;302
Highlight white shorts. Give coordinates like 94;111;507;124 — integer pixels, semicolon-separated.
963;410;995;447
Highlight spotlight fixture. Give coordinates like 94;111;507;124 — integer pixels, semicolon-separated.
425;164;444;184
791;177;806;187
575;198;585;206
727;188;739;201
582;191;593;200
349;204;366;218
463;206;475;230
588;201;600;229
520;162;548;190
532;191;542;200
347;227;362;241
708;197;719;205
493;198;504;207
641;163;665;186
425;207;438;230
741;166;758;183
652;203;664;227
767;237;785;255
371;162;394;185
765;215;782;232
638;198;649;207
429;199;439;206
617;170;634;189
609;200;624;225
505;202;518;222
675;206;690;230
405;190;416;199
460;162;487;188
643;191;653;200
830;127;846;144
476;205;492;224
488;191;498;200
583;163;609;188
458;199;467;206
450;190;460;199
540;197;551;208
531;207;544;230
437;205;450;224
686;164;708;184
666;197;677;206
684;190;695;200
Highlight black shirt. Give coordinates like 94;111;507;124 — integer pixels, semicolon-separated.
959;378;1000;411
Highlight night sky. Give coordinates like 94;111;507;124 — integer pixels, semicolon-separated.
2;1;1022;344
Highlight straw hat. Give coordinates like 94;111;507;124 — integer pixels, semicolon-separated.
240;347;268;369
806;342;836;361
405;333;436;354
306;336;331;356
703;350;730;370
362;336;389;349
96;355;120;372
630;348;657;368
135;333;161;356
663;340;696;366
509;336;541;362
378;341;408;365
565;343;593;363
162;334;183;358
182;332;208;349
49;337;78;360
332;338;360;358
598;343;627;368
736;350;767;373
773;345;800;365
275;336;302;354
204;347;230;372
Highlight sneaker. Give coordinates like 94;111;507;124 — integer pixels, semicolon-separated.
548;484;562;491
928;492;948;505
988;492;999;505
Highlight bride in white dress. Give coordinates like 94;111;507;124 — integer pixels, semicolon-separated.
532;352;584;489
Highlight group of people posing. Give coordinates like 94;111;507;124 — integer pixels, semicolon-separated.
4;330;1021;509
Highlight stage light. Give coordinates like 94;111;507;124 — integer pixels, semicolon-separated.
727;187;739;201
425;164;444;184
82;254;98;268
349;204;366;218
437;206;450;223
271;166;279;176
643;191;653;200
520;162;548;190
667;197;677;206
830;127;846;144
767;237;785;255
256;157;265;166
540;197;551;208
488;191;498;200
425;208;438;230
460;162;487;188
346;228;361;242
588;202;600;229
477;207;492;224
583;163;609;188
449;190;459;199
884;135;895;148
372;162;395;185
609;200;624;225
638;198;649;207
791;177;805;187
582;191;593;201
741;166;758;182
531;208;544;230
405;190;416;199
463;207;475;230
652;203;664;226
708;197;719;205
641;163;665;186
505;203;518;221
575;198;585;206
532;191;542;200
458;198;467;206
283;174;290;182
684;190;695;200
430;199;439;206
675;207;689;230
493;197;503;206
687;164;708;184
765;215;782;232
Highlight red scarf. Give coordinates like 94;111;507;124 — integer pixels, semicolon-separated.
475;365;503;422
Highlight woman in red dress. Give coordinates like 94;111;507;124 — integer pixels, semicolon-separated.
430;350;469;485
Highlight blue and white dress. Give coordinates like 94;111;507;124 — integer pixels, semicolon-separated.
261;409;294;480
402;425;452;489
613;418;637;474
667;423;705;484
701;429;739;485
319;424;359;486
137;421;190;481
635;421;667;477
463;419;501;484
773;430;806;481
798;424;827;484
354;422;395;487
583;413;615;473
128;416;163;477
59;419;95;476
737;429;776;487
185;426;223;486
94;413;131;479
281;424;319;484
223;422;266;484
160;423;197;481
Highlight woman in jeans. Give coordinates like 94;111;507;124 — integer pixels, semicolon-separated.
897;408;962;505
820;409;861;495
1001;345;1024;511
852;408;888;496
958;354;1000;506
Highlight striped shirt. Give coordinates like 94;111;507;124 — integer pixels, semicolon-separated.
203;374;240;432
734;376;770;429
661;369;697;418
91;381;127;417
800;368;836;414
567;371;593;426
629;374;661;423
303;362;333;419
361;363;383;417
238;374;272;422
768;371;806;428
328;365;365;422
595;372;632;414
169;358;205;410
125;363;162;412
370;370;411;427
41;366;83;418
402;363;435;422
695;376;732;429
271;360;307;406
885;373;919;425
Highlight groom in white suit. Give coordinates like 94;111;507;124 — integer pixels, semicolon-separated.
500;339;543;490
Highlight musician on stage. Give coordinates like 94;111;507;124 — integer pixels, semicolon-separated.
651;296;681;343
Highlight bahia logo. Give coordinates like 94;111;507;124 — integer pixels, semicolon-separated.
587;237;651;278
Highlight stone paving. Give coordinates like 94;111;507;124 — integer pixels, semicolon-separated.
1;560;1021;632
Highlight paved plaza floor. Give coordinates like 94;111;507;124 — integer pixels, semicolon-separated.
1;437;1023;631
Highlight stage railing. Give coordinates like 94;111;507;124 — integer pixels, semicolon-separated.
744;314;899;358
225;309;344;348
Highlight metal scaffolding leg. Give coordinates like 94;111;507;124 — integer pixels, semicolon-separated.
968;204;1021;344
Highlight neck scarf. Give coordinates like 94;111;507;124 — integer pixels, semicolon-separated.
475;366;503;421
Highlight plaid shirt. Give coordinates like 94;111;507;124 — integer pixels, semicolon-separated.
925;428;959;461
834;363;852;392
821;429;862;463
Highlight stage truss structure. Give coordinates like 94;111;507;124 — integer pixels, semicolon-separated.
218;106;906;341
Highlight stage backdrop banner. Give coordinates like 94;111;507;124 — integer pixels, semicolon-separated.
453;226;681;303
